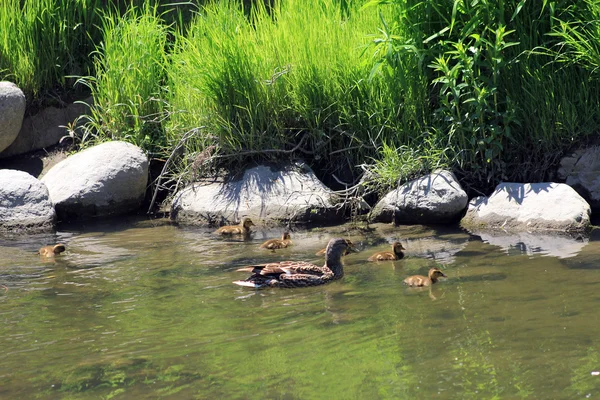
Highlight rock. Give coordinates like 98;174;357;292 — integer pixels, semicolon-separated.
0;169;55;231
41;141;148;221
0;82;26;153
171;163;343;226
0;97;91;158
461;182;591;233
370;169;468;224
558;146;600;211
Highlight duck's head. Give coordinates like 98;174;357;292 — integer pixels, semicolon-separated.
428;267;447;280
241;218;254;229
282;232;291;240
325;238;357;259
53;244;66;254
393;242;405;253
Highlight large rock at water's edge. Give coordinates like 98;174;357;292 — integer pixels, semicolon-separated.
41;141;148;221
461;182;591;233
171;163;343;226
558;146;600;211
0;82;26;153
370;170;468;224
0;97;91;158
0;169;56;231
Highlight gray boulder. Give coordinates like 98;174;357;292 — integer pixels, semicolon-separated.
0;169;55;231
461;182;591;233
171;163;343;226
370;169;468;224
41;141;148;221
0;82;26;153
558;146;600;211
0;98;91;158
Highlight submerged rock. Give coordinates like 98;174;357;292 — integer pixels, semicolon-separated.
171;163;343;226
0;82;26;153
0;169;55;231
558;146;600;212
461;182;591;233
41;141;148;221
370;169;468;224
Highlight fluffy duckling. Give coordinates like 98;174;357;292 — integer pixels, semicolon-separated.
260;232;292;251
368;241;405;261
38;244;66;258
234;238;356;289
315;239;355;256
214;217;254;235
403;267;447;287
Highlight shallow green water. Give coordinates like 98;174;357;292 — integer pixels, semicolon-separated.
2;217;600;399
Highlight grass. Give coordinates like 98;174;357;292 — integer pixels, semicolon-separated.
2;0;600;200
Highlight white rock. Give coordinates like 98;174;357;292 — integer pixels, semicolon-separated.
0;82;26;153
370;169;468;224
171;163;343;226
461;182;591;233
41;141;148;220
0;169;55;231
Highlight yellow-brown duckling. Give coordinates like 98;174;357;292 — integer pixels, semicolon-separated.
38;244;66;258
214;217;254;235
367;241;405;262
235;238;357;289
403;267;447;287
260;232;292;251
315;239;355;256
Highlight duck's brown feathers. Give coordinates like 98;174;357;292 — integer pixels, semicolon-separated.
403;267;446;287
259;232;292;251
38;244;66;257
215;218;254;235
368;242;405;261
235;238;354;289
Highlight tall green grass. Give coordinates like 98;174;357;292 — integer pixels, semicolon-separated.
167;0;429;183
77;4;170;153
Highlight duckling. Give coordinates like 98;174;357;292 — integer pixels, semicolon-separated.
214;217;254;235
315;239;355;256
260;232;292;251
368;241;405;261
234;238;356;289
38;244;66;258
403;267;447;287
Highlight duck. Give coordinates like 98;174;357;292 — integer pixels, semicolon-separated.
403;267;447;287
234;238;356;289
214;217;254;235
368;241;405;261
315;239;355;256
259;232;292;251
38;244;66;258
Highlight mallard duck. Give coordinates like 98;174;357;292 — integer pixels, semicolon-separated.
234;238;356;288
403;267;447;287
260;232;292;251
38;244;66;257
368;241;405;261
214;217;254;235
315;239;355;256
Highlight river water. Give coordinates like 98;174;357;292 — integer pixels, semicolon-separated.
1;216;600;399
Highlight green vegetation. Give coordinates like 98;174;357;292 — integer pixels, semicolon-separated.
2;0;600;197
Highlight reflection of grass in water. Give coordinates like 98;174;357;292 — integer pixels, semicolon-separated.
568;348;600;397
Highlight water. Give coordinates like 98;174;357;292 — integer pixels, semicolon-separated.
1;217;600;399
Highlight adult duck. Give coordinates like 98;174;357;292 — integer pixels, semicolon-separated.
367;241;405;261
214;217;254;235
260;232;292;251
38;244;66;258
234;238;355;288
403;267;446;287
315;239;355;256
